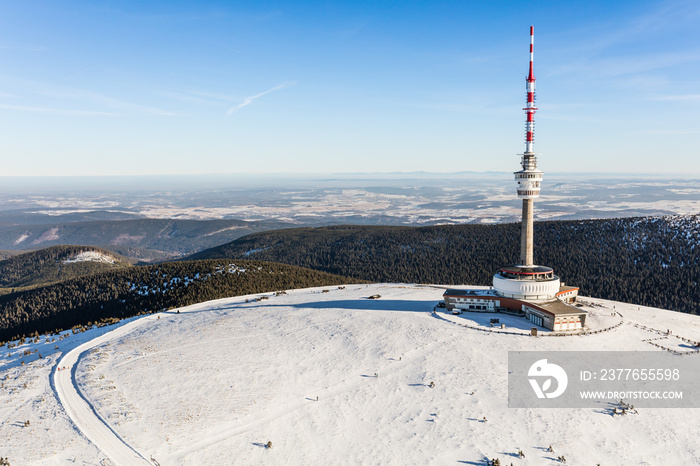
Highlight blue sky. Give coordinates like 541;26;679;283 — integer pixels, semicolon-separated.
0;0;698;176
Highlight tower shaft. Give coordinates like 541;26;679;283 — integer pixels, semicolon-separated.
520;198;534;265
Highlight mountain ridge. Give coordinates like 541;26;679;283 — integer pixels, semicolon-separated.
188;215;700;314
0;245;132;289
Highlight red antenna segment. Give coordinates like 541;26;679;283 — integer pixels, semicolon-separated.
524;25;538;152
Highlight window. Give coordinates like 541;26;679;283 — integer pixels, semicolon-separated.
529;313;543;327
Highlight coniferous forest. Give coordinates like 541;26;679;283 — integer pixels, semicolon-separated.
0;259;359;343
191;216;699;315
0;245;131;289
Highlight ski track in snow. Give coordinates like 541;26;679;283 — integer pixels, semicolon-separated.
54;317;154;465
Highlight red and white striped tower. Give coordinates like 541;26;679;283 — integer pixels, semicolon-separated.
524;25;537;156
492;25;565;304
514;25;543;266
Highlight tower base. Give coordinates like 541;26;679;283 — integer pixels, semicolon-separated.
492;265;560;302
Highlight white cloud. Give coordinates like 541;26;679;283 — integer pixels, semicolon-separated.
40;89;181;116
0;103;117;116
0;44;47;52
159;89;239;106
226;81;296;115
652;94;700;102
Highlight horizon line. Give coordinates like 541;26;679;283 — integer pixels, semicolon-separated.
0;171;698;179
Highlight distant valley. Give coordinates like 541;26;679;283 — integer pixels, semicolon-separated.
1;174;698;261
0;218;289;261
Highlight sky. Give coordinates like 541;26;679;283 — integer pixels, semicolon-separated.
0;0;698;177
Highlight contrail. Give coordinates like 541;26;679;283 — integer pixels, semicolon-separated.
64;68;89;81
226;81;296;115
217;43;240;53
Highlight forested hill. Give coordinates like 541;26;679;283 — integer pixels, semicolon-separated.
0;259;358;343
189;215;700;315
0;245;131;289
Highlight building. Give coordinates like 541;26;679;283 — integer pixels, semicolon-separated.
443;288;585;332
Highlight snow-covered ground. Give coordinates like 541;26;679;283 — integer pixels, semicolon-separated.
2;284;700;465
62;251;117;264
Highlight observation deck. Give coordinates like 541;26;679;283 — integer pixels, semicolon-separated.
515;154;542;200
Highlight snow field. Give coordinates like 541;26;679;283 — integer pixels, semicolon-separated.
1;283;699;464
74;285;700;464
62;251;117;264
0;336;106;464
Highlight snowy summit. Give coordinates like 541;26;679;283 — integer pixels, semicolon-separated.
2;283;699;464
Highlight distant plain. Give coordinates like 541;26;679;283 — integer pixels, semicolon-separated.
2;173;698;226
0;173;697;260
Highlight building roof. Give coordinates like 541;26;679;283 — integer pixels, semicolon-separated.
530;300;585;317
500;265;553;275
443;288;496;297
558;285;579;293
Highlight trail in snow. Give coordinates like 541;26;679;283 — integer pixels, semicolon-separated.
51;292;291;464
53;317;156;465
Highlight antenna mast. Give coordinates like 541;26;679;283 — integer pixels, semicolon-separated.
524;25;537;158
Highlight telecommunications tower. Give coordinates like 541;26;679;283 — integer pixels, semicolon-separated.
444;26;584;332
516;25;542;266
492;25;561;303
